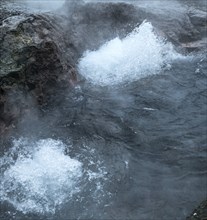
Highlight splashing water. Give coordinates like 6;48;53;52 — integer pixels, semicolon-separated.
78;21;182;86
0;138;109;215
0;139;82;214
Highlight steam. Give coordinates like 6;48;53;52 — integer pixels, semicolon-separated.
24;0;65;11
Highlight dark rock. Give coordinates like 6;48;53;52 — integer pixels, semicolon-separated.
63;1;206;52
188;8;207;38
0;10;77;135
64;2;141;57
187;200;207;220
181;37;207;52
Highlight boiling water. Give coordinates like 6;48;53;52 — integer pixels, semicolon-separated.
0;2;207;219
0;139;82;213
0;139;108;215
78;21;182;86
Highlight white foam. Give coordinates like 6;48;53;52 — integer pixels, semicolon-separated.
0;139;82;214
78;21;182;86
0;139;110;214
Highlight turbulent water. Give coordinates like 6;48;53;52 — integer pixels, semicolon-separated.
0;139;83;214
0;1;207;220
0;137;110;218
78;21;182;86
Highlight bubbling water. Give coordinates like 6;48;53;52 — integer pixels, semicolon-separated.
0;138;109;215
78;21;182;86
0;139;82;214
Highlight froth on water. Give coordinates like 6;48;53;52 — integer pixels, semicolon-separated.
78;21;182;86
0;139;82;214
0;138;108;215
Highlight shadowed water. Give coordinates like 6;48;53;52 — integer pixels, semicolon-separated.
1;51;206;220
0;0;206;220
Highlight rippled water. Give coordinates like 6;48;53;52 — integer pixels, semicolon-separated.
1;48;206;220
0;1;207;220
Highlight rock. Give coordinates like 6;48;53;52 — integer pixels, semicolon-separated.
187;200;207;220
63;1;206;53
181;37;207;52
64;2;141;56
0;10;78;135
188;9;207;38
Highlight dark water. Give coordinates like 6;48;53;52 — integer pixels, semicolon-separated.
60;54;207;220
1;52;206;220
0;0;207;220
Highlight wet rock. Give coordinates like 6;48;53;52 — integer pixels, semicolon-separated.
188;8;207;40
181;37;207;52
187;200;207;220
0;10;77;135
63;2;140;57
188;9;207;29
63;1;206;52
